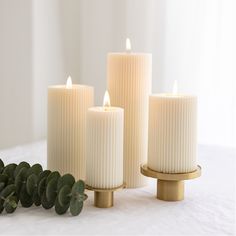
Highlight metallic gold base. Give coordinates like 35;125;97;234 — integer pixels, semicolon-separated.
157;180;184;201
141;164;201;201
94;191;113;208
86;183;125;208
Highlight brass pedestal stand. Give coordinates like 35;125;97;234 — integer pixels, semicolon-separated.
141;164;201;201
86;183;125;208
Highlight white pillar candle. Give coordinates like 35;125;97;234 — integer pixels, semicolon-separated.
86;91;124;189
148;81;197;173
47;76;94;180
107;39;152;188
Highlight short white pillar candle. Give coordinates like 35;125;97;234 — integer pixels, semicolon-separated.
86;91;124;189
148;81;197;173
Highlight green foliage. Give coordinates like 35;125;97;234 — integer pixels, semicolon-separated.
4;196;18;213
41;191;54;209
14;161;30;178
32;191;41;206
27;164;43;177
38;170;51;184
58;185;71;206
0;184;16;198
3;164;17;184
72;180;85;194
0;159;87;216
70;181;87;216
46;177;58;203
15;167;28;194
57;174;75;191
19;184;34;208
46;171;60;184
0;159;4;174
38;177;47;196
55;197;69;215
26;174;38;195
0;203;4;213
70;197;83;216
0;174;8;192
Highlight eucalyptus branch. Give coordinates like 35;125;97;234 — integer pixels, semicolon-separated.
0;159;87;216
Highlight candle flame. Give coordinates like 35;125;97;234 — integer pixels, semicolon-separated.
66;76;72;89
172;80;178;94
103;90;111;107
126;38;131;52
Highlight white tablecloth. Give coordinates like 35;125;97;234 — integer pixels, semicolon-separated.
0;141;235;235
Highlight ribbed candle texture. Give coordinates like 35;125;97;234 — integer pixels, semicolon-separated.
47;84;94;180
107;53;152;188
148;95;197;173
86;107;124;189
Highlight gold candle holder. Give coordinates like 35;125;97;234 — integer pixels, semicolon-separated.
86;183;126;208
141;164;201;201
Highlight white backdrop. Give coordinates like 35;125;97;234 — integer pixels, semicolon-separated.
0;0;235;148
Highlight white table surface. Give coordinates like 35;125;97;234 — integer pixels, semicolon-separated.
0;141;235;235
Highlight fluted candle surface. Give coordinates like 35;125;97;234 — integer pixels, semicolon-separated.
86;99;124;189
148;94;197;173
47;78;94;180
107;42;152;188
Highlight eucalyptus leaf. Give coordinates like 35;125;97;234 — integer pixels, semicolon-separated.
0;183;5;192
3;163;17;184
0;174;8;191
0;184;16;198
27;164;43;177
0;159;4;174
38;170;51;184
46;178;58;202
38;177;47;196
14;161;30;178
55;197;69;215
0;203;3;213
4;196;18;214
32;191;41;206
58;185;71;206
0;174;8;185
57;174;75;191
3;163;17;176
70;197;83;216
15;167;28;194
46;171;60;185
26;174;38;195
72;180;85;194
19;184;33;208
41;191;54;209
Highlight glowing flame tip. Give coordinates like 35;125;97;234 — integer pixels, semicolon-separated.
66;76;72;89
172;80;178;94
103;90;111;107
126;38;131;51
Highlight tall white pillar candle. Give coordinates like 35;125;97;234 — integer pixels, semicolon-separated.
107;39;152;188
47;77;94;180
86;91;124;189
148;82;197;173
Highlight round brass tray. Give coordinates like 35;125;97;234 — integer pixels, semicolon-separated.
141;164;201;201
141;164;201;181
86;183;126;192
